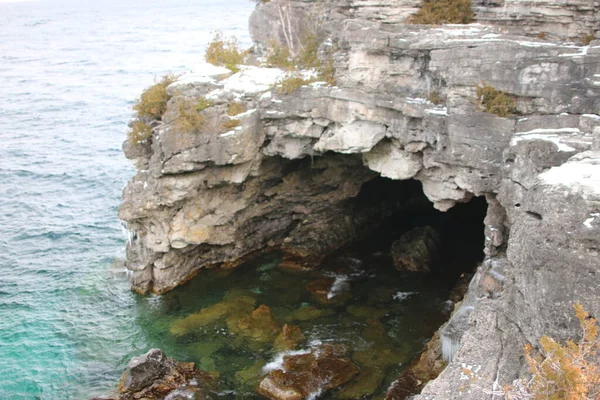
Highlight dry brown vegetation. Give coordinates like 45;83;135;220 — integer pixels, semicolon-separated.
172;99;205;133
129;120;153;144
475;82;517;117
133;74;176;120
128;74;176;143
275;75;312;95
264;31;337;87
227;102;246;116
582;32;595;46
501;303;600;400
221;119;241;131
409;0;475;25
205;32;250;73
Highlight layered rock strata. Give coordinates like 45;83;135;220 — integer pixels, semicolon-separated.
121;0;600;398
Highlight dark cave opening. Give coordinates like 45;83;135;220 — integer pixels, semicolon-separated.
328;175;488;293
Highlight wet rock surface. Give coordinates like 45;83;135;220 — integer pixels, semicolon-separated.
93;349;218;400
258;344;359;400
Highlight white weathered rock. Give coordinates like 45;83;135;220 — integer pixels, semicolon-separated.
363;140;422;180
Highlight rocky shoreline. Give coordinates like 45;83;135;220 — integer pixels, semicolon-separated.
118;0;600;399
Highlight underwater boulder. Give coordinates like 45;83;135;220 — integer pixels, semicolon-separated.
305;277;352;305
169;291;256;337
234;304;281;345
391;226;441;273
258;344;359;400
273;324;305;352
284;305;334;322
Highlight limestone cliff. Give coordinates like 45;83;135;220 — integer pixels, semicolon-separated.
120;0;600;398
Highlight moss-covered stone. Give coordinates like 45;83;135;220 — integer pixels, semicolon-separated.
273;324;306;352
284;305;334;322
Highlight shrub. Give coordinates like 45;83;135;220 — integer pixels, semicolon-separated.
295;33;321;70
265;40;294;70
172;99;205;133
133;74;176;120
409;0;475;25
427;90;443;105
221;119;241;131
205;32;249;73
475;82;516;117
276;75;312;95
317;54;336;86
128;120;153;144
227;102;246;116
502;303;600;399
263;32;337;85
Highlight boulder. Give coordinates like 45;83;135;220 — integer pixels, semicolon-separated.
258;344;359;400
118;349;168;393
391;226;441;273
97;349;218;400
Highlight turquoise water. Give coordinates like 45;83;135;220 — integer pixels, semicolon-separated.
0;1;254;398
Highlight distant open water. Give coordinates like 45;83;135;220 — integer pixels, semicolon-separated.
0;1;254;398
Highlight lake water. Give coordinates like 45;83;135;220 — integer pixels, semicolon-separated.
0;1;254;398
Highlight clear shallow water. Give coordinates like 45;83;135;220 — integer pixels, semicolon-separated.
136;250;455;400
0;1;254;398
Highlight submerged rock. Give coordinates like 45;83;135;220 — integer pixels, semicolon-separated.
305;277;352;305
284;305;334;322
233;304;281;349
258;344;359;400
94;349;218;400
170;290;256;337
273;324;306;352
391;227;441;273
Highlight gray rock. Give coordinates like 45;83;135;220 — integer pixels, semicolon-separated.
119;349;168;393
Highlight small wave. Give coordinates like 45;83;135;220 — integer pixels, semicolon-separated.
393;291;417;301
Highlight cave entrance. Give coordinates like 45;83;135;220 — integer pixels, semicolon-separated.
323;175;487;294
136;167;489;400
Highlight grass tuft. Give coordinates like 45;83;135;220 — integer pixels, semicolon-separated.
172;99;205;133
409;0;475;25
475;82;516;117
221;119;241;131
205;32;249;73
196;98;214;112
502;303;600;399
227;102;246;116
276;75;311;95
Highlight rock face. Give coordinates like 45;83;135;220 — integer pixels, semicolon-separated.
120;0;600;398
94;349;218;400
391;226;440;272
